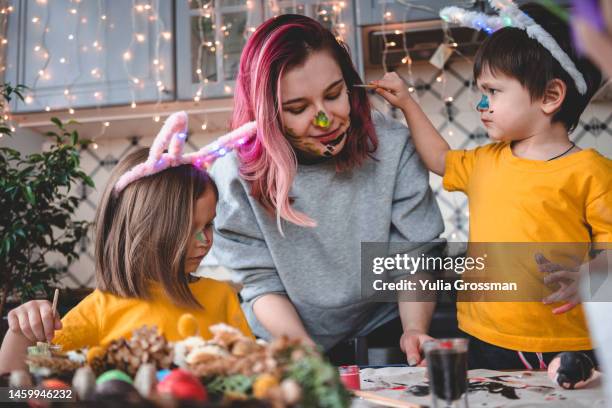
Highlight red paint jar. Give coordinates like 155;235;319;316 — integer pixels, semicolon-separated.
338;365;361;390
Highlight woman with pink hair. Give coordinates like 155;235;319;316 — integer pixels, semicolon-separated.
210;14;444;364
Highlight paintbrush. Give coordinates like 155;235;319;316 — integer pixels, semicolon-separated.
28;289;60;357
353;390;423;408
51;288;59;319
353;84;397;95
353;84;380;89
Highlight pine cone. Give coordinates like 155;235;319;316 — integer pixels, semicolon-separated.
89;357;107;376
101;326;173;376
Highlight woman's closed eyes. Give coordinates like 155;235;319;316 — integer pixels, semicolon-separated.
284;85;344;115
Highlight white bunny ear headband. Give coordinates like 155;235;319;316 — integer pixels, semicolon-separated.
440;0;587;95
114;111;257;193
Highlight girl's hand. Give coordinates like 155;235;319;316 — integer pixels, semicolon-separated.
7;300;62;343
370;72;415;111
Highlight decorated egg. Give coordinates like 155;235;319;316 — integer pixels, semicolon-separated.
253;373;279;399
547;351;595;389
72;366;96;401
93;379;142;403
134;363;157;397
41;378;70;389
96;369;133;385
9;370;32;388
156;368;171;382
178;313;200;338
28;379;71;408
156;369;208;401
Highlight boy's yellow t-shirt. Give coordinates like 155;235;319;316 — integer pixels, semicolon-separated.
53;277;253;351
443;142;611;352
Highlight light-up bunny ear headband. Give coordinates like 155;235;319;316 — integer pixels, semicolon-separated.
440;0;587;95
114;111;257;194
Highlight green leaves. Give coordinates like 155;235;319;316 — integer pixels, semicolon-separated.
286;355;351;408
1;82;94;303
0;84;27;104
50;117;63;129
24;185;35;204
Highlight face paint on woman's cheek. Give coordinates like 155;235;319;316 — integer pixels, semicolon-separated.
322;120;349;155
285;127;326;156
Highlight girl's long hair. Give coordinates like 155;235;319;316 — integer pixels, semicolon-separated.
94;148;216;308
232;14;377;230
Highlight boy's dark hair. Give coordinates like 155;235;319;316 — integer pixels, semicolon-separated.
473;3;602;132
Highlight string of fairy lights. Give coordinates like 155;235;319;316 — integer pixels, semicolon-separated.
0;2;12;132
0;0;479;163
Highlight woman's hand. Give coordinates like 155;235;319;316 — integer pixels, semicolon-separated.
370;72;416;111
7;300;62;343
400;329;434;367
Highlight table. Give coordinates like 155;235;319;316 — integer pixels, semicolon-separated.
351;366;608;407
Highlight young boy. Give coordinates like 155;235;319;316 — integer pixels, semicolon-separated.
372;3;610;369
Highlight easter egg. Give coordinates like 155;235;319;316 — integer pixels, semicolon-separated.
72;366;96;401
93;379;142;403
253;373;279;399
157;368;171;382
41;378;70;389
96;369;133;385
178;313;200;338
9;370;32;388
134;363;157;397
547;351;595;389
156;369;208;401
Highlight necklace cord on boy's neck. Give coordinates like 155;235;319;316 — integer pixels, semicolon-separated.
547;142;576;161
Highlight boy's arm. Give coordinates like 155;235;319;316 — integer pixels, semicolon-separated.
0;331;33;373
400;97;450;176
371;72;450;176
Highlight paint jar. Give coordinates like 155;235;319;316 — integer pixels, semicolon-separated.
338;365;360;390
424;338;469;408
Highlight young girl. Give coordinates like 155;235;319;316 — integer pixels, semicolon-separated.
0;112;253;373
371;3;609;369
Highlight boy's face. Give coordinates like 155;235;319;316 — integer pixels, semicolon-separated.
280;50;351;160
476;67;544;142
185;187;216;274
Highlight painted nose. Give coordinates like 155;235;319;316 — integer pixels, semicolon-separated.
312;110;331;129
476;94;489;112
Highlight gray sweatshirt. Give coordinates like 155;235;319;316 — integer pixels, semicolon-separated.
210;112;444;349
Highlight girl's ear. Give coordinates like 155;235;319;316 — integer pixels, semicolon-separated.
541;79;566;116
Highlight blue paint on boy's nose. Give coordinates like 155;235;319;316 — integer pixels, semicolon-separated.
476;94;489;112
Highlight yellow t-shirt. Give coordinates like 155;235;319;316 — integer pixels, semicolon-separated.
53;278;253;351
443;142;611;352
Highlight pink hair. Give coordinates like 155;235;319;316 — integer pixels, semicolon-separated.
232;14;378;230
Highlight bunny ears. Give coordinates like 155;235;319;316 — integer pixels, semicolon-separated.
440;0;587;95
114;111;257;193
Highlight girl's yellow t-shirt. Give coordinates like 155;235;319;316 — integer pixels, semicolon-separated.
443;142;611;352
53;278;253;350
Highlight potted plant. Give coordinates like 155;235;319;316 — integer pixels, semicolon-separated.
0;83;94;321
